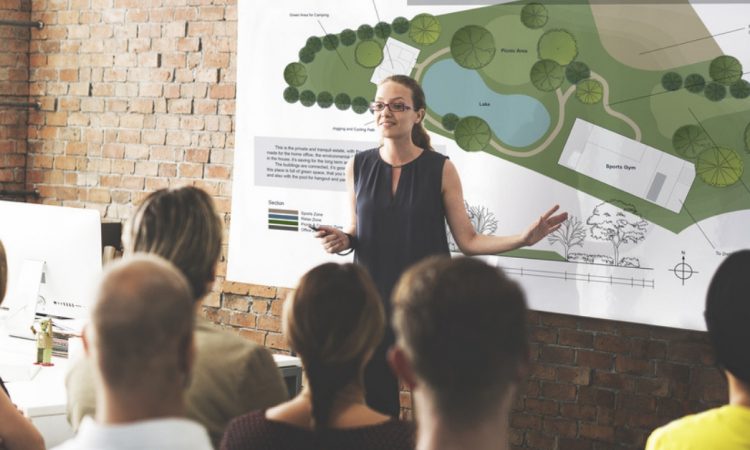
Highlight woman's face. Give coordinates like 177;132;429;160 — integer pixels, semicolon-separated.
373;81;424;142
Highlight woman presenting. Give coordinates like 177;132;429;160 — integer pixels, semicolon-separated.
317;75;567;416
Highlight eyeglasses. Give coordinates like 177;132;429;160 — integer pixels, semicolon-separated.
369;101;413;113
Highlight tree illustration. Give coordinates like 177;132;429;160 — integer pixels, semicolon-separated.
538;29;577;66
565;61;590;84
392;17;409;34
705;82;727;102
576;79;603;104
322;34;339;51
454;116;492;151
283;86;299;104
334;93;351;111
530;59;564;92
374;21;391;39
450;25;496;70
409;13;441;45
299;90;316;107
351;96;369;114
661;72;682;91
547;215;586;260
306;36;322;53
447;201;498;252
684;73;706;93
340;29;356;46
357;24;374;41
442;113;459;131
316;91;333;109
283;62;307;87
298;46;315;64
709;55;742;85
696;146;744;187
730;79;750;99
672;124;712;159
355;40;383;68
586;200;648;266
521;3;548;29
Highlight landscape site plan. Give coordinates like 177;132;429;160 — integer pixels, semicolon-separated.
228;0;750;330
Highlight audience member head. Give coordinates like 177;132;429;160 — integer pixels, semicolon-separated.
123;186;223;301
284;263;384;429
86;254;195;401
0;239;7;304
705;250;750;385
391;256;529;427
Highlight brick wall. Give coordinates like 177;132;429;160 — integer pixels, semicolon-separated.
11;1;727;448
0;0;31;196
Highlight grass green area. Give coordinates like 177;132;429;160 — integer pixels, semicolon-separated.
498;248;567;262
482;15;542;86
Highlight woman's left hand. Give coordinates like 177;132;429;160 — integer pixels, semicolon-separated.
521;205;568;246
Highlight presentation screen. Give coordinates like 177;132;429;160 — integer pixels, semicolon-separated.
228;0;750;331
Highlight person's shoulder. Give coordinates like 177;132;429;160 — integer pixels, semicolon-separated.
356;419;415;449
222;410;289;449
355;148;380;163
646;407;738;450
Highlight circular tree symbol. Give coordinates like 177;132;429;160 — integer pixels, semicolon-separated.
661;72;683;91
730;79;750;99
705;82;727;102
442;113;459;131
672;125;712;159
685;73;706;93
340;29;356;46
374;21;391;39
283;62;307;87
355;40;383;68
409;13;441;46
530;59;564;92
538;29;578;66
334;93;351;110
351;96;370;114
709;55;743;85
450;25;496;70
576;79;603;104
454;116;492;151
299;46;315;64
357;24;374;40
323;34;339;50
317;91;333;108
306;36;322;53
392;17;409;34
283;86;299;104
565;61;590;84
300;90;316;107
696;146;744;187
521;3;548;29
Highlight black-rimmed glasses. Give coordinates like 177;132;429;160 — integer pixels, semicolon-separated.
369;101;413;113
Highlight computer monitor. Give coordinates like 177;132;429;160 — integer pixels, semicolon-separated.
0;201;102;325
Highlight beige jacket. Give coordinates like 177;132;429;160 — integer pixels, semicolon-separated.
65;318;289;448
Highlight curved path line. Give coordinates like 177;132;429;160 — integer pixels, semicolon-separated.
413;47;451;79
591;72;642;141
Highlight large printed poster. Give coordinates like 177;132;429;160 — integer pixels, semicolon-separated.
228;1;750;330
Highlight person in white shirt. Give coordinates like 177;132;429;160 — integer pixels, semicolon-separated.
53;255;212;450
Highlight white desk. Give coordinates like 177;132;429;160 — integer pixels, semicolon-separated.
1;334;302;448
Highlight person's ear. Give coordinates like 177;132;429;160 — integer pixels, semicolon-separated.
416;109;425;124
82;325;91;357
388;345;418;390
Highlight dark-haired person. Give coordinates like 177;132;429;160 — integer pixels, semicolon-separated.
66;187;288;447
316;74;566;415
389;256;529;450
53;255;212;450
646;250;750;450
220;263;414;450
0;239;46;450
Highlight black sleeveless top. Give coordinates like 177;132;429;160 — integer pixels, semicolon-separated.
354;148;450;308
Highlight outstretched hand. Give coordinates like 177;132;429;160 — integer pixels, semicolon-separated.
521;205;568;247
315;225;351;254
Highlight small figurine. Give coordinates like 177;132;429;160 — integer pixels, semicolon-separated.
31;318;54;366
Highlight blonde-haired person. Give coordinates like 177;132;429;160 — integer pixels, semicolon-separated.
66;187;288;447
0;240;46;450
316;74;566;415
220;263;414;450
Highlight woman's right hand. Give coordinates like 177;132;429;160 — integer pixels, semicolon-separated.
315;226;351;254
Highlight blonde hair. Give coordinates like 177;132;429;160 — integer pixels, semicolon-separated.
283;263;384;429
123;186;223;301
0;240;7;304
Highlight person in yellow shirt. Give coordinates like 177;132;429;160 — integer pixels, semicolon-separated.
646;250;750;450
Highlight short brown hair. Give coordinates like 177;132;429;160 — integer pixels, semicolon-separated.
92;255;195;390
284;263;384;429
123;186;222;301
0;240;7;304
392;256;529;424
